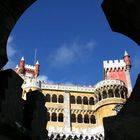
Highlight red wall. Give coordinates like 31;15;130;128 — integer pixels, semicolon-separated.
108;69;127;87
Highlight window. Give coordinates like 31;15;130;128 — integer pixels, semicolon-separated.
90;115;96;124
46;94;50;102
83;97;88;105
77;96;82;104
89;97;94;105
71;114;76;123
52;94;57;102
115;89;120;97
70;95;75;104
77;114;83;123
58;113;63;122
58;95;64;103
102;91;107;99
84;114;89;123
108;89;114;98
51;113;57;121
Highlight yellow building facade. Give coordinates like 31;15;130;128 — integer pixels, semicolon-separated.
15;51;132;140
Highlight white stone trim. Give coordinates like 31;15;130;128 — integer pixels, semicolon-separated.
41;79;126;93
41;84;95;93
25;64;35;70
103;59;126;70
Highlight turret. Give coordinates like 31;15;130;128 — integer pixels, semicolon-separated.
34;60;40;77
123;51;131;70
103;51;132;97
19;56;25;69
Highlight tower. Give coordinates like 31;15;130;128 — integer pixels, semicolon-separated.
15;57;41;100
34;60;40;77
103;51;132;97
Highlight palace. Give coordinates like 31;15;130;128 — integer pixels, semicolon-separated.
15;51;132;140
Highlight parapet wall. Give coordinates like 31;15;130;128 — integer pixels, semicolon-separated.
103;59;126;70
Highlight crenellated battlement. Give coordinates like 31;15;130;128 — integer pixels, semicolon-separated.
103;59;126;70
22;78;41;89
25;64;35;70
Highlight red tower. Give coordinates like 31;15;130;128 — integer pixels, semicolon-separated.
103;51;132;97
19;56;25;70
34;60;40;77
15;57;40;79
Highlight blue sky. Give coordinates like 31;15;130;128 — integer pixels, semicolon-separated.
5;0;140;87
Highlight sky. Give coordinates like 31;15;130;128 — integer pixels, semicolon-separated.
5;0;140;88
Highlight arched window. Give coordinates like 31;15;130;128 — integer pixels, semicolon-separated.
47;112;50;121
52;94;57;103
115;89;120;97
98;93;102;101
120;90;125;99
84;114;89;123
46;94;51;102
77;114;83;123
77;96;82;104
58;95;64;103
58;113;63;122
70;95;75;104
90;115;96;124
89;97;94;105
108;89;114;98
83;97;88;105
71;114;76;123
51;113;57;122
102;91;107;99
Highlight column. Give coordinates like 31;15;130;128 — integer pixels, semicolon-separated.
64;91;71;132
125;70;132;97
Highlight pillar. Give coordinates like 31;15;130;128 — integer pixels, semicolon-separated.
64;91;71;132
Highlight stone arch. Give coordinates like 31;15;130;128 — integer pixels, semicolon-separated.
115;88;120;97
102;90;108;99
120;90;125;99
77;96;82;104
98;93;102;101
77;114;83;123
90;115;96;124
84;114;89;123
83;96;88;105
58;113;63;122
70;95;75;104
51;112;57;122
52;94;57;103
58;94;64;103
108;89;114;97
71;114;76;123
89;97;94;105
46;94;51;102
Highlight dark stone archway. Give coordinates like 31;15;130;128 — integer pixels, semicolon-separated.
0;0;36;69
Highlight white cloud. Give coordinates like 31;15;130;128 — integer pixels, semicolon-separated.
38;75;54;84
48;40;96;67
4;36;18;69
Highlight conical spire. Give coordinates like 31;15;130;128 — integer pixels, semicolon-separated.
21;56;24;61
36;60;39;65
124;50;129;56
